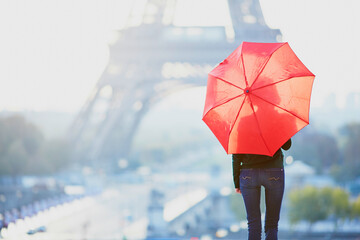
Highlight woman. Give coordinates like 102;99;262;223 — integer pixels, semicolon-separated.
232;139;291;240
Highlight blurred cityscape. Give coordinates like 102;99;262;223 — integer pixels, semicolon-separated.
1;0;360;239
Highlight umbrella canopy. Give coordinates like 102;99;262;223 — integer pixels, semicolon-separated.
202;42;315;156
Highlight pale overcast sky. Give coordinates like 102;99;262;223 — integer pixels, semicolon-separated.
0;0;359;113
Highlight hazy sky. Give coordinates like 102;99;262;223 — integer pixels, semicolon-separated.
260;0;360;108
0;0;359;113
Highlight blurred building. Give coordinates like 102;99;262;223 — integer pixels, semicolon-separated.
285;160;315;189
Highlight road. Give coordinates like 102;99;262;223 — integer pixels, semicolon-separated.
2;184;149;240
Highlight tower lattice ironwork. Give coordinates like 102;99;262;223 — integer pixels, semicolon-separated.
68;0;281;167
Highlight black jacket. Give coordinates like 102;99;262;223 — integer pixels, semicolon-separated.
232;139;292;188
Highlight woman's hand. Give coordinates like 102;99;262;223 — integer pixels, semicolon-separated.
235;188;241;194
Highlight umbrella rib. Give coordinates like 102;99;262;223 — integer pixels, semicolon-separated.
251;93;309;124
229;95;246;134
250;43;286;88
248;95;271;155
252;75;315;92
214;76;244;90
240;52;249;87
203;94;245;119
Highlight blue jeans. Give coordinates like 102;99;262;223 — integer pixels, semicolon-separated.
239;168;285;240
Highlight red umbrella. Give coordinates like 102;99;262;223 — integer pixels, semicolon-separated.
202;42;315;156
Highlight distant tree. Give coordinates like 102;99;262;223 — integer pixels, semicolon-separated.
288;186;329;231
289;128;318;168
319;187;334;212
290;129;340;174
35;139;72;174
339;123;360;180
0;115;44;176
313;134;340;172
351;195;360;220
288;186;352;231
331;188;350;229
329;164;347;184
321;187;351;230
0;139;28;176
0;114;44;154
0;115;72;176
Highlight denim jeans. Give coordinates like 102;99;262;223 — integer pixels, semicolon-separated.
239;168;285;240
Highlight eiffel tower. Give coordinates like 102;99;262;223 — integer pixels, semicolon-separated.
68;0;281;167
